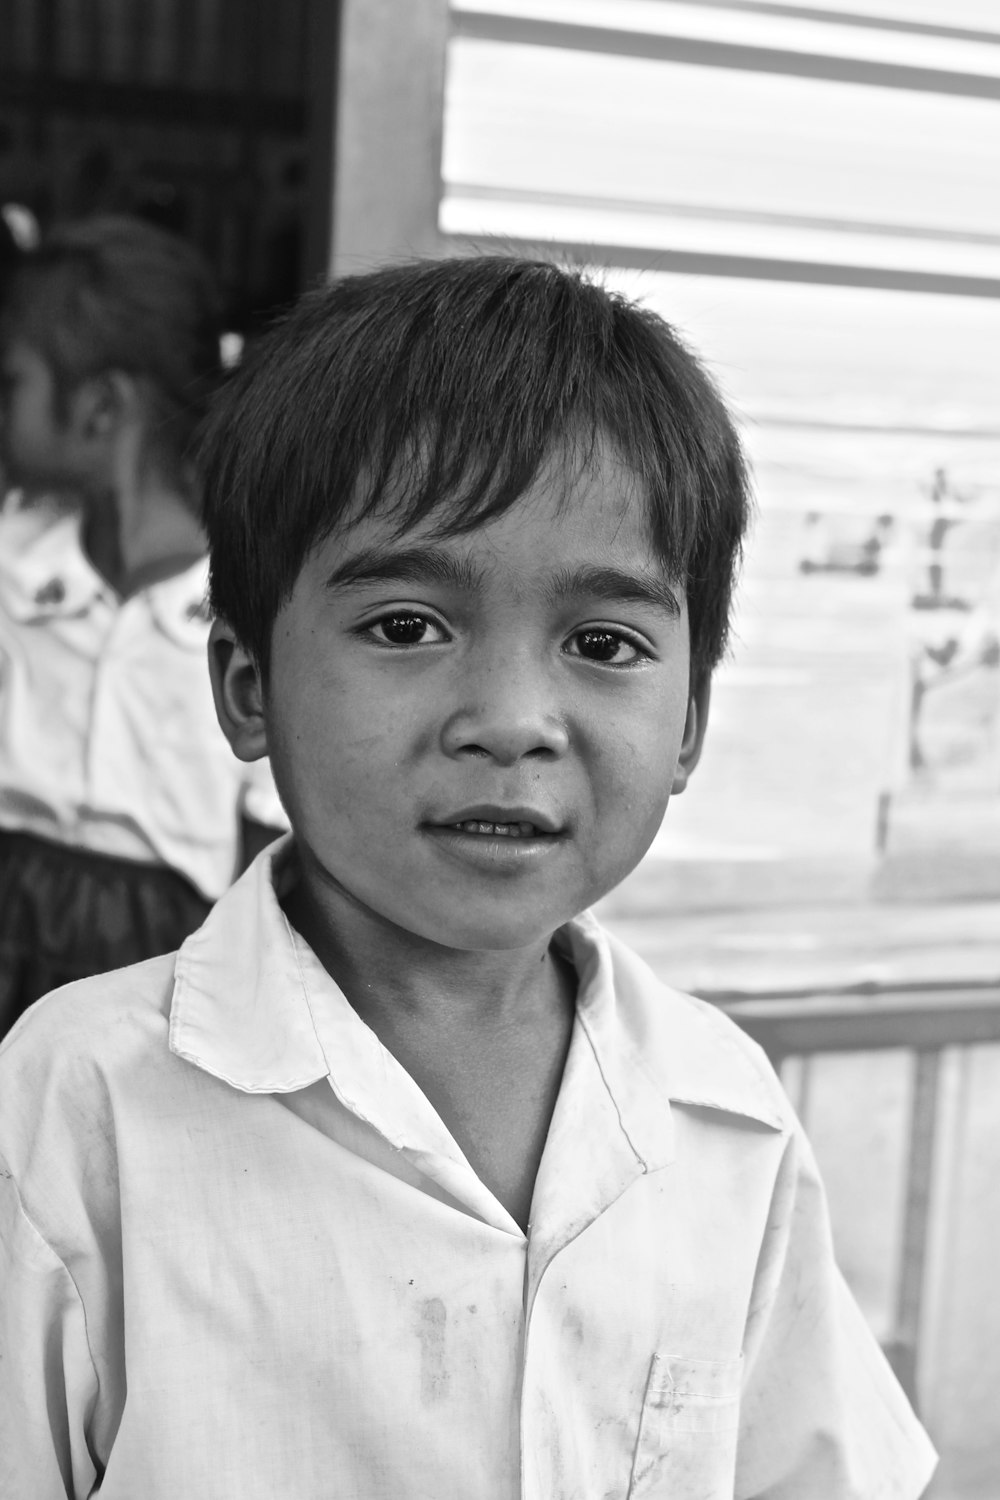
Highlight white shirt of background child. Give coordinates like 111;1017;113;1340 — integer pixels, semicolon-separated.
0;501;284;900
0;839;936;1500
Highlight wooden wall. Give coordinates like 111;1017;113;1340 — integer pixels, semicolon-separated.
0;0;320;325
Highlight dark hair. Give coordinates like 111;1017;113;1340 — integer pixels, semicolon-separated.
0;213;22;301
0;214;222;487
201;255;751;682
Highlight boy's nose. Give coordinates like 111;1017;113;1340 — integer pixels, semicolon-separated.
440;660;570;765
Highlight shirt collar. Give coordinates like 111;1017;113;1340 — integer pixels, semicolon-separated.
144;557;212;648
563;912;785;1151
0;504;210;638
0;505;111;620
170;836;328;1091
170;842;783;1136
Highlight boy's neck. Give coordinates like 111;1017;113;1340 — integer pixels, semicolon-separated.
283;866;573;1029
282;864;578;1232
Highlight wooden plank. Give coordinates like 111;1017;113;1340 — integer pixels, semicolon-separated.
451;11;1000;102
720;984;1000;1057
441;231;1000;301
888;1048;941;1413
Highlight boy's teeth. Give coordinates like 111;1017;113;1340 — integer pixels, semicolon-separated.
454;820;536;837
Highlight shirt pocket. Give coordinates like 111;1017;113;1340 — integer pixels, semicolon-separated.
628;1352;743;1499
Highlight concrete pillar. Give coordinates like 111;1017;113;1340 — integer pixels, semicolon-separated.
327;0;450;279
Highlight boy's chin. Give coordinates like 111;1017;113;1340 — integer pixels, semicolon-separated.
417;913;571;956
389;898;581;956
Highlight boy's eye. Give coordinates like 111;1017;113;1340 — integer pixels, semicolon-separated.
368;612;446;646
565;629;646;665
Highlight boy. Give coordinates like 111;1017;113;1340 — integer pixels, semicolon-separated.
0;216;284;1035
0;257;936;1497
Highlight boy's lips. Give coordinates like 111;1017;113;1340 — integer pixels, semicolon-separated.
429;804;564;838
422;806;567;873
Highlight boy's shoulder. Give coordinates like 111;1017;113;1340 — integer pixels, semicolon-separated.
585;914;790;1135
0;954;180;1266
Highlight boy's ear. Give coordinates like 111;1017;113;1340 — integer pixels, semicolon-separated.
208;617;269;763
671;674;711;796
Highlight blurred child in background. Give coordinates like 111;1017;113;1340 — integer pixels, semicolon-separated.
0;215;284;1036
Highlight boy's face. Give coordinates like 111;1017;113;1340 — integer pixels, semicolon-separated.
222;445;707;954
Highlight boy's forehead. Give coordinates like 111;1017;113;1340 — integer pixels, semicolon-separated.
305;452;684;615
319;436;663;564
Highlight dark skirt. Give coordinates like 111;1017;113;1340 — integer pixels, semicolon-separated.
0;828;212;1040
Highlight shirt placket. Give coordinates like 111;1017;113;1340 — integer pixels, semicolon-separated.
517;1005;675;1500
82;592;131;824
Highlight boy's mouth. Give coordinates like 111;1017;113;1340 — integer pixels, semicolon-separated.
450;820;544;838
432;805;563;839
425;806;565;869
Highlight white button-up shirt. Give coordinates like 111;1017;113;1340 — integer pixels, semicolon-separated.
0;840;936;1499
0;502;284;899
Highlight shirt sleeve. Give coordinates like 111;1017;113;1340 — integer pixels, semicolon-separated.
239;753;289;830
0;1163;100;1500
736;1116;938;1500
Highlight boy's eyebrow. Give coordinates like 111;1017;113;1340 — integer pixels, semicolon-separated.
547;565;683;619
323;546;484;594
323;546;682;618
